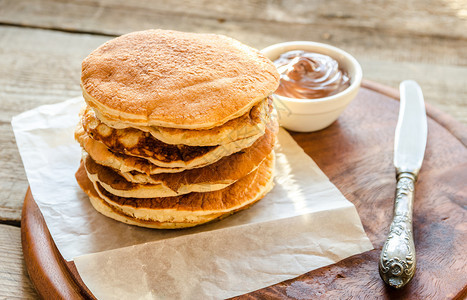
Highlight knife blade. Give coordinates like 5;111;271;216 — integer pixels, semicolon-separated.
394;80;428;175
379;80;427;289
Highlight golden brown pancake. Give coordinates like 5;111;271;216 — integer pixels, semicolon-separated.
81;110;215;162
119;122;275;185
76;161;212;229
76;152;275;229
82;124;275;197
90;98;271;146
75;123;186;174
76;118;263;169
81;29;279;129
76;29;280;229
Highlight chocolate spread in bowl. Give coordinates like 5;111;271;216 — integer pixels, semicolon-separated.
274;50;350;99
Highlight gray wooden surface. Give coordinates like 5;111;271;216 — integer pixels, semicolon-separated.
0;0;465;297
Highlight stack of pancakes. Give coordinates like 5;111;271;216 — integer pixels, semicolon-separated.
75;30;280;229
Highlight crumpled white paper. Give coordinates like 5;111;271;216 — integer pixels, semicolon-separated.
12;98;373;299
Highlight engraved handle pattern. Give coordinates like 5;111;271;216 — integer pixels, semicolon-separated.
379;172;416;288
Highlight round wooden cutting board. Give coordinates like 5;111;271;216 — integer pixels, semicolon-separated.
21;81;467;299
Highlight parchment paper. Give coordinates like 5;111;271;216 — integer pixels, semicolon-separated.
12;97;373;299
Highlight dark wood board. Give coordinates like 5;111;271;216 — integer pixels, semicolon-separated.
21;81;467;299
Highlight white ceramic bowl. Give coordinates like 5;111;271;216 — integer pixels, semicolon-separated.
261;41;362;132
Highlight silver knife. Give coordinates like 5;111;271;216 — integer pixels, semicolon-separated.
379;80;427;288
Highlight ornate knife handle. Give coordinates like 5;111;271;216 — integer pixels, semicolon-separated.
379;172;417;288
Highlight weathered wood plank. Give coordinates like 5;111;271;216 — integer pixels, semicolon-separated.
360;59;467;125
0;123;28;223
1;0;466;65
0;27;109;222
0;27;108;116
1;0;466;39
0;224;38;299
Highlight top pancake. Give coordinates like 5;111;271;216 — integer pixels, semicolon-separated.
81;29;280;129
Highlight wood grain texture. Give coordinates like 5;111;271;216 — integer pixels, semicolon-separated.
0;224;38;299
1;0;466;39
21;83;467;299
21;189;88;300
0;27;108;222
0;124;28;223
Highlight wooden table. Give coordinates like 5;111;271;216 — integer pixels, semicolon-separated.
1;1;466;298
